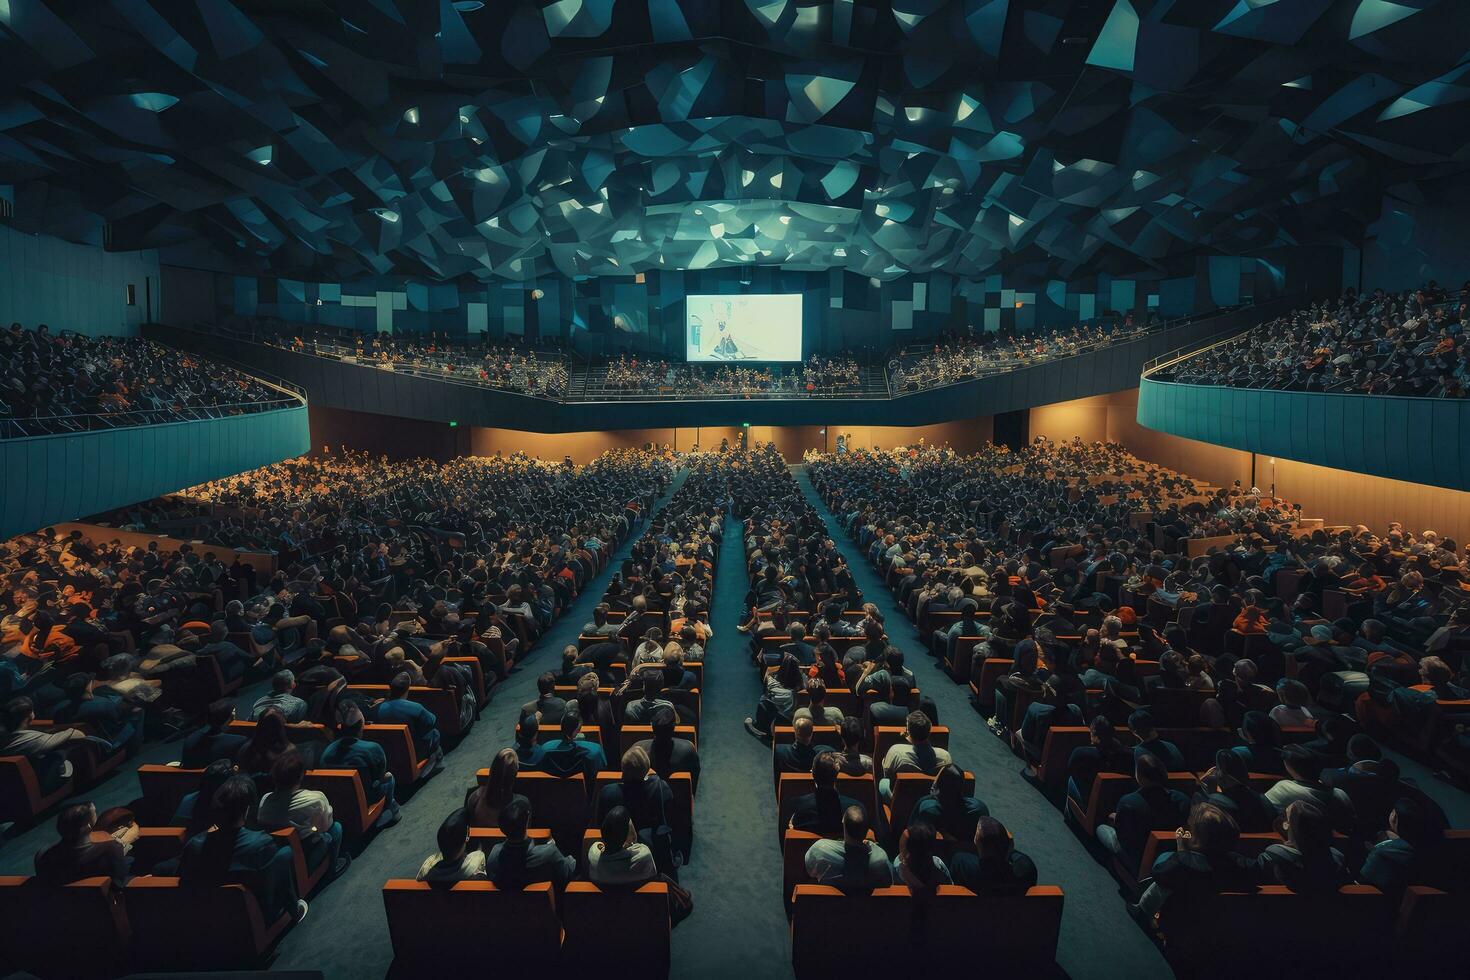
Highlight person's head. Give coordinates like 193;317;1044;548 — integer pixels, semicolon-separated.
841;804;869;847
776;654;802;690
56;802;97;843
600;805;635;853
498;796;531;841
905;710;932;745
1420;655;1454;687
436;807;472;861
271;669;295;695
1282;800;1332;854
1275;678;1310;710
650;706;677;746
806;678;827;706
900;820;939;873
1135;750;1168;788
641;669;663;700
792;715;814;746
932;763;965;807
488;747;519;802
211;774;257;829
251;707;288;749
1347;733;1382;765
1127;709;1157;741
1388;796;1440;848
621;744;651;786
560;706;582;741
1089;714;1117;748
1213;748;1249;787
515;713;540;747
840;716;864;753
1239;710;1280;748
975;815;1012;859
269;748;307;792
561;645;578;672
1281;743;1325;784
1183;802;1239;857
812;751;838;789
389;670;413;699
536;671;557;699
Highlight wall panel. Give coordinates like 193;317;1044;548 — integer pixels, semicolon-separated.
0;225;160;335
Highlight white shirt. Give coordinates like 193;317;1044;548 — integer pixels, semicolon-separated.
257;787;334;834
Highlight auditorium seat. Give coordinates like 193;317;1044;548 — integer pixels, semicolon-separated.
135;764;202;824
790;884;1063;977
1157;885;1389;978
442;655;487;709
382;879;562;974
776;773;877;847
1031;726;1132;797
126;877;294;968
619;724;696;761
1069;771;1198;840
362;723;433;787
347;684;467;739
562;881;671;977
883;770;974;845
303;768;386;841
478;769;588;851
0;755;73;825
592;771;694;860
0;875;129;977
871;725;949;781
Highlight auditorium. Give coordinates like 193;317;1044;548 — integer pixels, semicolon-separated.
4;2;1470;978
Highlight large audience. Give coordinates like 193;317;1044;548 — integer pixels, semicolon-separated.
891;318;1154;392
809;436;1470;969
598;355;864;398
1;322;286;431
1155;284;1470;397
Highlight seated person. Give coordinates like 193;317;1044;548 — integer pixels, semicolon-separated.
949;816;1037;896
181;698;248;769
1248;800;1349;894
318;701;401;828
789;752;860;837
257;749;348;879
416;807;487;886
1195;749;1276;833
194;621;254;683
588;805;658;887
879;710;952;800
625;669;676;725
51;672;142;756
893;821;952;892
372;670;442;767
1359;797;1445;902
1096;753;1190;873
484;798;575;889
774;716;820;774
540;706;607;781
833;716;873;776
1137;802;1254;919
251;669;307;723
555;645;592;686
1066;716;1133;809
594;746;677;874
1129;710;1185;771
804;805;894;892
172;759;237;835
510;714;547;770
33;802;130;887
519;672;567;728
793;678;844;728
2;695;87;792
1264;744;1355;829
466;747;526;829
178;774;306;925
909;764;988;844
631;706;700;793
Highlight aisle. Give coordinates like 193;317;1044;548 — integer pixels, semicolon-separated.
670;512;796;979
790;465;1173;980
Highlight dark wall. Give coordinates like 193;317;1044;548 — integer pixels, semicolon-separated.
308;405;471;462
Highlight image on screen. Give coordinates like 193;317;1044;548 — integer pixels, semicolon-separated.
685;294;803;362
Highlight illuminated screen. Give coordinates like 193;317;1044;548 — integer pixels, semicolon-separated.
685;294;802;362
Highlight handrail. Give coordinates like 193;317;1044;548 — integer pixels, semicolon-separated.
1138;295;1327;377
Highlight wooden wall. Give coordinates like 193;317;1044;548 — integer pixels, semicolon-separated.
1030;390;1470;544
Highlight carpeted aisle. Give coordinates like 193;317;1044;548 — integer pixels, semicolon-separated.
669;512;796;979
790;464;1174;980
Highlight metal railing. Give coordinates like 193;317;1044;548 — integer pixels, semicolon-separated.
0;350;306;440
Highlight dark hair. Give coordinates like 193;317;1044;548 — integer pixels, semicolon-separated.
1282;743;1324;782
389;671;412;697
498;796;531;838
1127;709;1157;738
650;706;677;754
932;763;966;816
975;815;1011;856
56;803;94;842
840;716;864;751
537;671;557;696
188;759;238;835
1240;710;1281;748
600;805;633;855
205;698;234;731
1283;800;1332;860
905;710;931;743
4;696;34;731
1185;802;1239;857
901;821;942;890
515;714;539;748
211;774;257;825
436;807;470;861
1135;751;1168;786
269;748;307;790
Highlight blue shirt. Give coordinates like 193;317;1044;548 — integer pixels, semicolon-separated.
320;736;389;802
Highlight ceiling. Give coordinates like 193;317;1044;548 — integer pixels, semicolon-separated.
1;0;1467;284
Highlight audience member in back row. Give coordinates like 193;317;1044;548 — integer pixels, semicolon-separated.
178;774;307;926
33;802;130;887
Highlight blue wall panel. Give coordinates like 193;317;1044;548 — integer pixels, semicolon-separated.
1137;378;1470;493
0;225;160;335
1;405;309;539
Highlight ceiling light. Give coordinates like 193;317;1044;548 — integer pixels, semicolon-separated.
403;107;420;124
371;208;399;223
